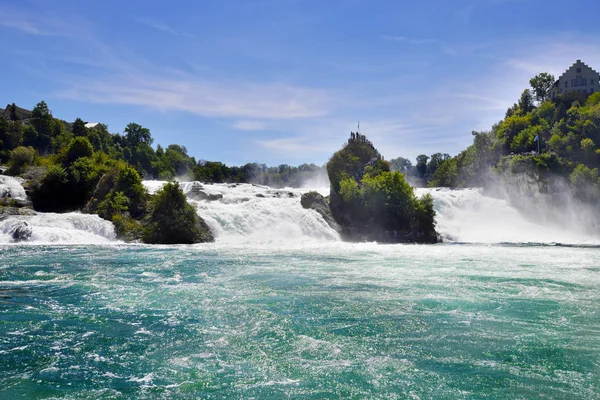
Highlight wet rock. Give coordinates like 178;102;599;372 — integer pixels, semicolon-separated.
300;191;341;233
0;197;32;208
255;193;266;198
186;182;223;201
0;206;36;221
207;193;223;201
9;220;32;242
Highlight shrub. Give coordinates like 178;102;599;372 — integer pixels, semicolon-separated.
66;137;94;164
142;182;210;244
91;163;148;220
31;164;71;211
7;146;35;175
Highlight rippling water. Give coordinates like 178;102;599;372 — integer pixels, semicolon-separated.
1;243;599;399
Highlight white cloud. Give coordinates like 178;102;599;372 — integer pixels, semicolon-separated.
136;17;178;35
232;120;268;131
382;35;437;45
258;137;325;153
59;74;331;119
0;4;69;36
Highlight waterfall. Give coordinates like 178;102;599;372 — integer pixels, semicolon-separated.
144;181;339;244
0;212;117;244
418;187;597;244
0;175;27;200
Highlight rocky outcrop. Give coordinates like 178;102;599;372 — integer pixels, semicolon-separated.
0;207;36;220
186;182;223;201
300;191;341;233
142;182;214;244
9;220;32;242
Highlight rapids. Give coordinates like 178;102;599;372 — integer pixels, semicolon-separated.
1;177;599;397
1;176;598;245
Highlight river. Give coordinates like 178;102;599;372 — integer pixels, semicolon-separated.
0;179;599;398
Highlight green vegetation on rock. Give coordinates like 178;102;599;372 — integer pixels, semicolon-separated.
327;133;439;243
142;182;214;244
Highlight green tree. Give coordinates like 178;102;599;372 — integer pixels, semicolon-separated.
570;164;600;202
72;118;87;137
518;89;535;114
142;182;211;244
66;137;94;164
389;156;413;175
529;73;555;103
416;154;429;178
31;101;54;149
124;123;153;147
9;103;18;121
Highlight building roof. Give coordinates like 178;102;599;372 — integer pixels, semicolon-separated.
85;122;100;129
1;104;32;120
557;59;600;80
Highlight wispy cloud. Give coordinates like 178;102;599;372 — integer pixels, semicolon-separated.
258;137;324;153
382;35;437;45
59;73;331;119
0;4;70;36
233;120;268;131
136;17;178;35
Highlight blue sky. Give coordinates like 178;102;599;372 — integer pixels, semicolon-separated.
2;0;600;166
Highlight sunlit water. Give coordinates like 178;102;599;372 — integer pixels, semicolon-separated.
1;243;599;399
1;181;600;398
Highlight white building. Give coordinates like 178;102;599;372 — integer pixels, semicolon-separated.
551;60;600;98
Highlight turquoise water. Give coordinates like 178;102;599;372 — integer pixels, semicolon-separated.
1;243;599;399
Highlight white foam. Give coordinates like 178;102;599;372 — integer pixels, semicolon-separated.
418;187;598;244
0;212;117;244
143;181;339;244
0;175;27;200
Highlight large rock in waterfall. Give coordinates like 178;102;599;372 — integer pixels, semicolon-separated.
300;191;341;233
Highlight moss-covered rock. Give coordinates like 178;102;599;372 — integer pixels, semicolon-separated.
142;182;214;244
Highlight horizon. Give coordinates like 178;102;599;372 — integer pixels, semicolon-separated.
2;0;600;166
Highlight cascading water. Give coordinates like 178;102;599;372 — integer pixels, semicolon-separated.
0;175;27;200
0;213;117;244
144;181;339;243
2;172;595;245
0;176;117;244
419;187;598;244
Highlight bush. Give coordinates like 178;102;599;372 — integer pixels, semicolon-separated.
142;182;213;244
90;163;148;220
570;164;600;202
112;213;144;241
31;164;71;211
7;146;35;175
66;137;94;164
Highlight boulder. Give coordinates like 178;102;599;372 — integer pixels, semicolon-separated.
187;183;223;201
0;206;36;221
300;191;341;233
9;220;32;242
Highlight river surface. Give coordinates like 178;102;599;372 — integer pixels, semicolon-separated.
1;180;599;398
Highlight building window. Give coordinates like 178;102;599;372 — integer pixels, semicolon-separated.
565;81;568;88
572;76;587;87
592;79;594;85
577;67;582;73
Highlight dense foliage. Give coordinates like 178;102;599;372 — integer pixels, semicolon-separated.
1;100;329;242
1;101;325;187
327;133;438;243
142;182;213;244
386;73;600;210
